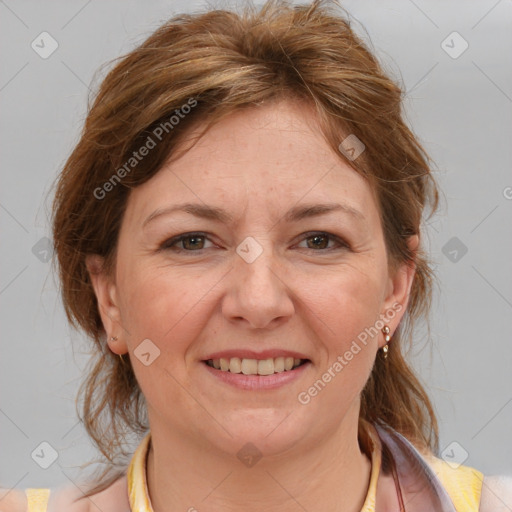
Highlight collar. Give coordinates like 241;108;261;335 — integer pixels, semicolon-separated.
127;426;382;512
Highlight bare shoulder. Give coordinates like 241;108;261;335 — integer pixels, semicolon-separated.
1;473;130;512
0;487;28;512
82;474;130;512
479;475;512;512
0;474;130;512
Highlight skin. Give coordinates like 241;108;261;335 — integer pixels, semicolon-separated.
83;98;416;512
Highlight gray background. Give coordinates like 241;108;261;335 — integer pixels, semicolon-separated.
1;0;511;492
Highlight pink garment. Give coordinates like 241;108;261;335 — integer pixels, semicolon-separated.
374;423;458;511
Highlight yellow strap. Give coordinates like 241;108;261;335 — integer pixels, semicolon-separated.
25;489;51;512
425;456;483;510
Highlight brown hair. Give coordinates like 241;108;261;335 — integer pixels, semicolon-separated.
51;0;440;498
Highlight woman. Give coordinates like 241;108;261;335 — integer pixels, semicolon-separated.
2;0;510;510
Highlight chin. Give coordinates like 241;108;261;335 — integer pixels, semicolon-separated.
209;406;309;457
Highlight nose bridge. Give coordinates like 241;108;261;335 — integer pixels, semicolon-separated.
223;235;294;328
239;240;277;288
237;231;285;279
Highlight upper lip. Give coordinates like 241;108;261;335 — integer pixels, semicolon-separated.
202;349;310;361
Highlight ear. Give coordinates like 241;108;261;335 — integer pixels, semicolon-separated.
85;254;128;355
379;234;419;348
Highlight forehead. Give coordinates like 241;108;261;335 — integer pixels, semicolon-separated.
124;99;379;226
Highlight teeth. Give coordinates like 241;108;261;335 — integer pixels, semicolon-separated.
241;358;258;375
258;358;274;376
229;357;242;373
274;357;285;372
206;356;306;375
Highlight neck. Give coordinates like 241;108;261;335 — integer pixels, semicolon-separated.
145;407;372;512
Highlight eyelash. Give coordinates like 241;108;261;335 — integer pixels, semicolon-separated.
159;231;349;253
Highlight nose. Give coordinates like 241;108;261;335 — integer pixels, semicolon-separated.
221;242;295;329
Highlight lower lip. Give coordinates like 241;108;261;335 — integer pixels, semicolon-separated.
202;361;311;390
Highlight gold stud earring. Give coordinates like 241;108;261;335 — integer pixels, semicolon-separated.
381;326;391;359
109;336;125;365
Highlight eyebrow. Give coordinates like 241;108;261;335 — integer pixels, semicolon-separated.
142;201;365;228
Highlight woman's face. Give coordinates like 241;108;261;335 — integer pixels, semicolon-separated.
89;99;414;456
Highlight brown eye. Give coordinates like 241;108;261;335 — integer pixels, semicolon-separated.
181;235;205;250
160;233;212;252
298;232;349;251
306;234;329;249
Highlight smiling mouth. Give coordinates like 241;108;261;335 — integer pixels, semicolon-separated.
204;357;310;376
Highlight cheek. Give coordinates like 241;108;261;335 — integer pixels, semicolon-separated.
116;260;220;358
303;264;386;391
310;263;386;342
115;262;219;412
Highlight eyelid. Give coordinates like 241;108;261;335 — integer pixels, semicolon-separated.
159;232;212;251
159;231;350;253
294;231;349;251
